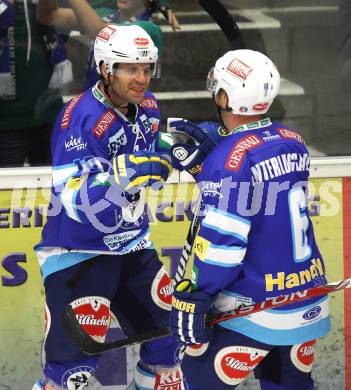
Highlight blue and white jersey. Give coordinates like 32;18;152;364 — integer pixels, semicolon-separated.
35;82;161;281
193;118;330;345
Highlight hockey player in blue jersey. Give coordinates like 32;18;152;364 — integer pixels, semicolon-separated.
33;24;187;390
168;49;330;389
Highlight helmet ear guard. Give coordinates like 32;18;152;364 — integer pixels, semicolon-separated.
94;24;160;78
207;49;280;115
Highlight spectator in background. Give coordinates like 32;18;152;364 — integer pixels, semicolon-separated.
37;0;179;88
0;0;69;167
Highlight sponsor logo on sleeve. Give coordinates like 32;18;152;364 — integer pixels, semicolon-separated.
61;93;84;129
225;134;263;172
202;180;223;198
64;135;87;152
226;58;253;81
277;128;305;144
290;340;316;373
93;109;117;138
140;98;159;110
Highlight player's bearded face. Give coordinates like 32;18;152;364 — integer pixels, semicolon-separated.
110;63;152;105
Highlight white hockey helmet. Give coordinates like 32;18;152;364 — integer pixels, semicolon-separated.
207;49;280;115
94;24;159;77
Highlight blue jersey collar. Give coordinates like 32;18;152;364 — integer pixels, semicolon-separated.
230;117;272;134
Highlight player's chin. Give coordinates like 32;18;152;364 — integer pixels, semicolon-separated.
116;0;128;9
129;89;146;104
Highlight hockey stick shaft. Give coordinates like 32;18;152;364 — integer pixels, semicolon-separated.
199;0;246;49
207;278;351;325
62;277;351;354
173;193;202;283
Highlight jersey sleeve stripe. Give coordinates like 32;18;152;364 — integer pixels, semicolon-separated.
60;185;81;223
202;245;246;267
202;207;250;242
219;296;330;345
52;163;79;186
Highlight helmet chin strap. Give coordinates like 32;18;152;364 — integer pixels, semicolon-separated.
215;104;232;134
102;76;111;100
212;92;232;133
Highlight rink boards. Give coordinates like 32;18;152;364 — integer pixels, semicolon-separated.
0;159;350;389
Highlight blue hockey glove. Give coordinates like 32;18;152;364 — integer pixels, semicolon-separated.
112;151;172;194
198;121;228;145
168;118;216;177
0;0;16;29
170;279;213;345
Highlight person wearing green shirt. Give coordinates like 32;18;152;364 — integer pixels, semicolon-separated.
0;0;65;166
37;0;179;88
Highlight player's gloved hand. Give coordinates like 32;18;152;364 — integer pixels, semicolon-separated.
112;151;172;194
170;279;213;345
198;121;228;145
168;118;216;177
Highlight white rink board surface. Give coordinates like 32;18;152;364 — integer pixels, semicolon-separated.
0;156;350;189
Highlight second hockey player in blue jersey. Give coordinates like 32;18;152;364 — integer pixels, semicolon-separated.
168;50;330;390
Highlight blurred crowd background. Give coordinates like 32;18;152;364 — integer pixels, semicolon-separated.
1;0;350;168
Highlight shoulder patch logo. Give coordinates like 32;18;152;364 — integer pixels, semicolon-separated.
140;98;159;110
61;93;84;130
277;128;305;144
93;109;117;138
225;134;263;172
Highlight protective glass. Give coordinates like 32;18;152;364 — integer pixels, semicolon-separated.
112;62;161;79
